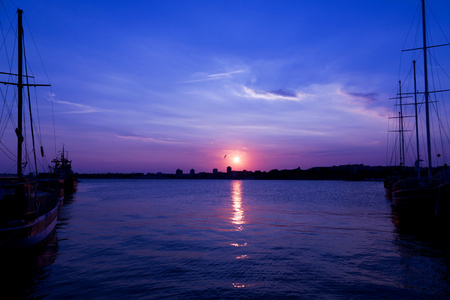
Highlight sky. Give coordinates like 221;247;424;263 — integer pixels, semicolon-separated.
1;0;450;174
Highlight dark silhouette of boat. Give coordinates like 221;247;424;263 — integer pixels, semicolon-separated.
38;146;78;197
0;9;63;250
385;0;450;220
50;147;78;195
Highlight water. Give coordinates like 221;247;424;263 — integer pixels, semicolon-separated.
2;179;450;299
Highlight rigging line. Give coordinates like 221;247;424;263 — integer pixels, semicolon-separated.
51;86;56;155
1;28;17;80
0;21;16;87
427;45;450;142
23;60;45;152
23;13;55;156
429;55;449;158
0;12;10;52
23;38;38;175
385;97;393;166
30;82;47;156
398;4;420;83
426;0;450;46
387;99;401;166
23;16;52;87
0;1;15;44
429;97;440;167
432;94;448;164
0;140;15;160
0;88;17;140
33;86;44;148
428;51;450;81
0;148;15;163
0;87;9;137
50;87;56;155
400;64;414;89
6;0;19;9
405;98;418;166
438;82;450;143
404;125;414;166
0;4;17;73
38;155;47;171
0;88;9;133
401;1;421;54
0;160;16;174
427;50;446;166
391;136;399;166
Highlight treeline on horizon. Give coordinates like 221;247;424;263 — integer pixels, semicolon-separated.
75;164;428;181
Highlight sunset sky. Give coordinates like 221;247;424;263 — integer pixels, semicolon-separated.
1;0;450;173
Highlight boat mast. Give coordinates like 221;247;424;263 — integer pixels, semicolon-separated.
17;9;23;178
421;0;432;182
413;60;420;178
398;81;405;169
10;9;50;178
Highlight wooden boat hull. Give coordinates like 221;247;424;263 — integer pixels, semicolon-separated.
392;186;437;216
0;194;62;251
391;182;450;220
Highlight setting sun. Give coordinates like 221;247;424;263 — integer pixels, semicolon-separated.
234;157;240;163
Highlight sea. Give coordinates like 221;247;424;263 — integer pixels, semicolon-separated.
2;179;449;299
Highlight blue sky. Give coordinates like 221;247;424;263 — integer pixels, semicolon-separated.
1;0;450;173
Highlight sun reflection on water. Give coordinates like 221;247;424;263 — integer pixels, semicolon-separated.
230;242;247;247
231;180;245;231
232;282;255;288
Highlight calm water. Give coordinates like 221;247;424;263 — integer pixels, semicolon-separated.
2;179;450;299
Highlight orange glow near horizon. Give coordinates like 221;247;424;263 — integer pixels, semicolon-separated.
221;149;252;171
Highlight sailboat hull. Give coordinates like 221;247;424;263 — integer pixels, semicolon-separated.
0;191;62;251
392;186;437;216
391;180;450;219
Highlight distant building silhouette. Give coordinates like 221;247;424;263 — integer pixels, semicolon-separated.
227;166;232;174
213;168;218;174
190;169;195;176
176;168;183;178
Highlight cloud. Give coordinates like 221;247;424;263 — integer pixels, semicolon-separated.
334;89;386;119
269;89;298;98
340;90;378;103
208;70;245;79
183;69;245;83
50;99;100;114
241;86;304;101
115;134;181;144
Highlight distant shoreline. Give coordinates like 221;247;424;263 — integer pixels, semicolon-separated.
73;164;439;181
3;164;446;181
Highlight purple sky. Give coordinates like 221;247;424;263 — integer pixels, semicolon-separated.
1;0;450;174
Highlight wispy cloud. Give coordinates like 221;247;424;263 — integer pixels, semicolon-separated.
340;90;378;103
115;134;181;144
50;98;100;114
208;70;245;78
183;69;245;83
241;86;304;101
335;89;386;119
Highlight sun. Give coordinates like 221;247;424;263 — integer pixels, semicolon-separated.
234;156;240;163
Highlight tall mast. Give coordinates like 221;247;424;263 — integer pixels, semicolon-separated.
421;0;432;182
413;60;420;177
398;81;405;169
17;9;23;178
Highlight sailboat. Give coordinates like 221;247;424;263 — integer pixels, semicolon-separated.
0;9;63;250
386;0;450;220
